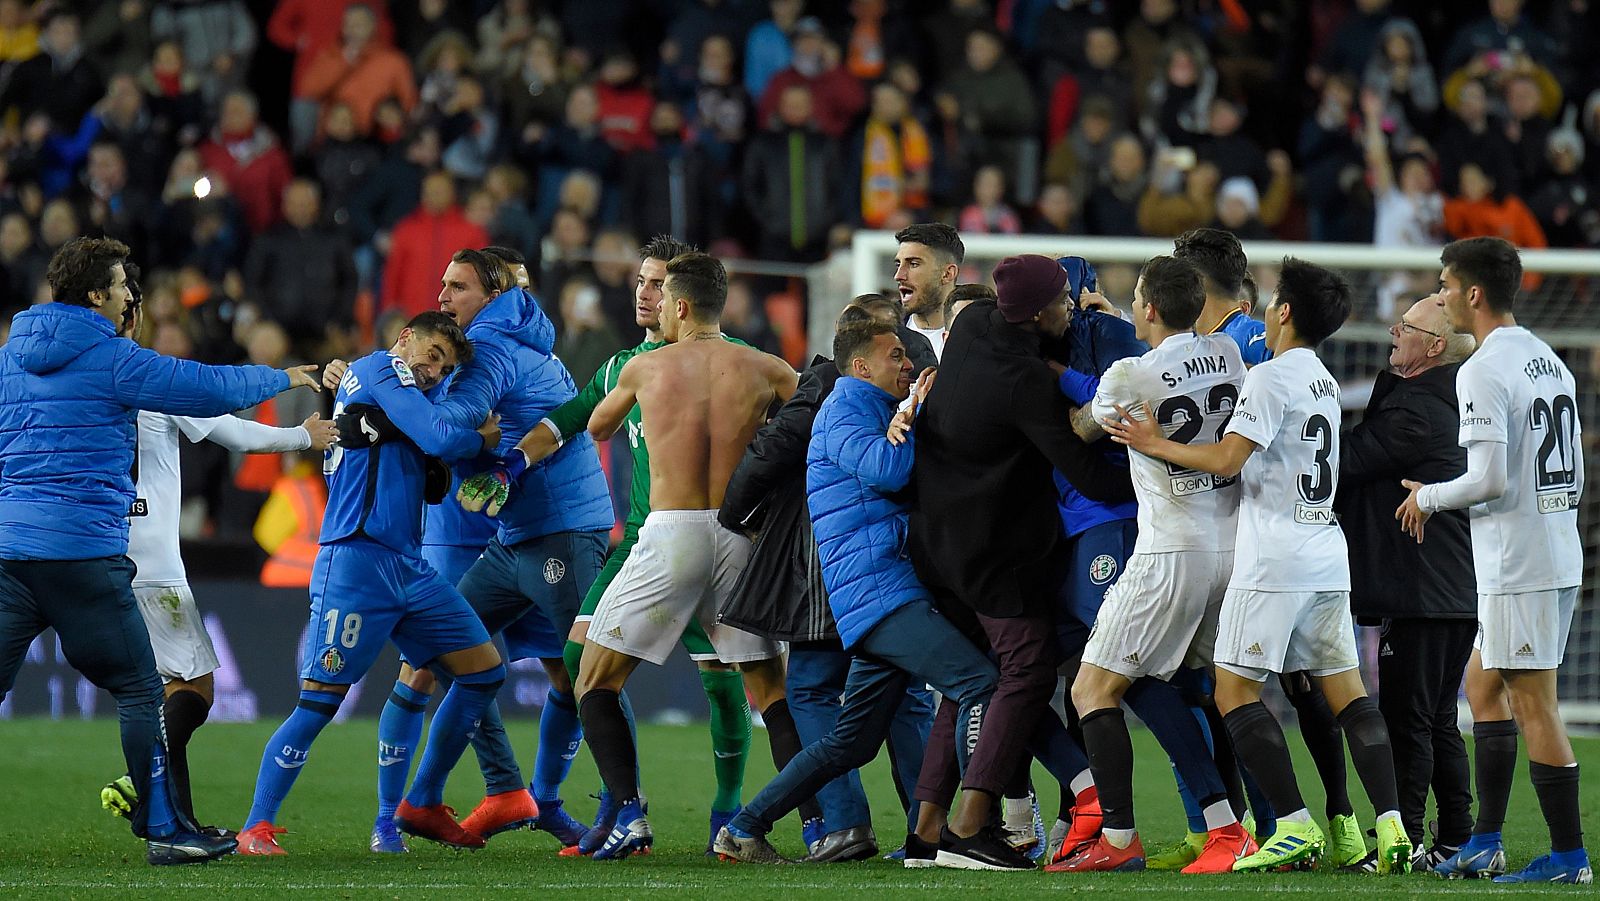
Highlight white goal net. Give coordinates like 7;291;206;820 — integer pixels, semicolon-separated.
843;231;1600;724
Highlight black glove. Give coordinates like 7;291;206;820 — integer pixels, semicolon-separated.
424;457;451;505
334;402;402;448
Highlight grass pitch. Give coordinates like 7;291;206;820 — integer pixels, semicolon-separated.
0;716;1595;898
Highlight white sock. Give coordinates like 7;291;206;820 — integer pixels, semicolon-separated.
1201;799;1237;832
1069;769;1094;798
1376;810;1402;828
1102;827;1137;849
1003;796;1032;830
1280;808;1312;825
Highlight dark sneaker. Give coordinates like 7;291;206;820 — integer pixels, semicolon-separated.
934;825;1037;871
147;828;236;865
902;832;938;869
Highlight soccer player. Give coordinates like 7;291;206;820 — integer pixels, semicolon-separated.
571;252;797;859
1179;228;1270;365
236;312;506;855
893;223;963;358
1103;258;1413;874
101;265;339;835
460;238;796;854
1053;255;1255;873
1400;237;1591;884
0;237;318;865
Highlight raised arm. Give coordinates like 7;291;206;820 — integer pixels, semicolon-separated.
369;359;491;461
175;413;317;454
821;414;917;494
111;343;310;417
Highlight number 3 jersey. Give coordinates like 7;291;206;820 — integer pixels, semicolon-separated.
1224;346;1349;592
1455;326;1583;592
1093;332;1244;554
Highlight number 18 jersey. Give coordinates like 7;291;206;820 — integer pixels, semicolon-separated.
1092;332;1244;554
1224;347;1349;592
1456;326;1583;592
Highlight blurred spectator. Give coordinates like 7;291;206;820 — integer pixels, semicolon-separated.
742;84;843;261
1364;90;1445;273
849;81;930;228
396;0;475;61
479;164;539;258
1029;182;1081;235
538;207;593;317
75;141;153;260
1500;73;1562;186
927;89;982;210
0;212;43;302
1214;176;1270;240
150;148;242;270
38;198;79;257
1528;123;1600;247
843;0;918;83
296;3;417;145
151;0;255;104
380;170;489;316
414;31;473;123
1317;0;1394;83
0;9;104;131
500;32;571;130
590;228;640;341
435;73;499;180
1363;18;1439;142
244;179;358;355
0;0;38;68
759;19;866;139
1045;25;1133;149
1044;93;1118;197
595;50;657;153
555;276;621;384
943;27;1037;151
1445;0;1556;73
620;101;721;248
197;90;294;234
1143;35;1215;148
691;34;751;166
921;0;992;75
1443;160;1547;248
1298;73;1368;241
139;39;206;147
1197;97;1268;189
1138;156;1220;237
720;277;780;354
347;126;438;250
267;0;395;90
745;0;803;100
95;74;170;196
314;103;382;228
84;0;152;77
1123;0;1198;116
518;83;615;187
559;0;632;70
1084;133;1147;236
476;0;553;77
1437;78;1518;194
1034;0;1114;87
665;0;756;82
958;164;1022;234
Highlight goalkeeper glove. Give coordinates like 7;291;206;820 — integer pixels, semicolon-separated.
457;449;530;517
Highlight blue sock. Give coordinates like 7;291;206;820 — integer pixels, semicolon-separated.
1551;847;1589;866
532;689;582;804
146;740;179;839
376;681;428;822
405;666;504;809
244;690;341;828
1466;831;1502;848
1027;709;1089;783
1241;765;1276;836
1126;679;1217;835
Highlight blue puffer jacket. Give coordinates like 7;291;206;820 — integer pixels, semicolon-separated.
437;286;612;543
0;303;288;560
1053;308;1145;536
805;376;926;648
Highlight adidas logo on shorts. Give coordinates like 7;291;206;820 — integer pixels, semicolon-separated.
1244;642;1264;657
607;626;624;640
1122;652;1140;666
1515;643;1535;657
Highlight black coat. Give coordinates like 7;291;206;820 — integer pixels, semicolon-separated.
910;301;1134;618
896;325;938;376
718;358;841;643
1335;364;1476;621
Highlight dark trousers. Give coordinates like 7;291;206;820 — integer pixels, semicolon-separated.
0;556;166;837
1376;618;1477;846
963;608;1059;796
737;601;995;833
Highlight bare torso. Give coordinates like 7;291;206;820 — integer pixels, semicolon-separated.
633;337;786;511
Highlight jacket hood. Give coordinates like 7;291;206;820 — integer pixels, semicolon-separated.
466;287;556;355
6;303;116;375
1376;18;1429;65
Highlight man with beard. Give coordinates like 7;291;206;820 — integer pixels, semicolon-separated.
892;223;963;358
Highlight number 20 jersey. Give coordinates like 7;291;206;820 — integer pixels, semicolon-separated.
1456;326;1583;593
1092;332;1244;554
1224;347;1349;592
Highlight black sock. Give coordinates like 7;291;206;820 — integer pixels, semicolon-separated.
1281;673;1352;818
1003;757;1031;800
762;699;822;822
162;690;210;823
578;690;639;802
1471;720;1519;835
1081;708;1135;831
1204;704;1247;819
1335;696;1399;816
1223;702;1306;816
1530;762;1583;852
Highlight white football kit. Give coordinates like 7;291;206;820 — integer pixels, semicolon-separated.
1083;332;1243;680
1212;348;1358;681
128;412;309;681
1421;327;1583;669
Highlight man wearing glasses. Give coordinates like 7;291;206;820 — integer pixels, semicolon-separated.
1334;293;1477;871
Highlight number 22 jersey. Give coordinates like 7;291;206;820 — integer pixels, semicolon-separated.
1455;326;1583;593
1224;347;1349;592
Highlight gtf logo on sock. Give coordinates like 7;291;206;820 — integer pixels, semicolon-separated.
274;745;310;770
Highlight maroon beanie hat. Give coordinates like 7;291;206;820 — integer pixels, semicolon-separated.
993;254;1068;323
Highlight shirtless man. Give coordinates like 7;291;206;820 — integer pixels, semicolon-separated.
573;252;799;860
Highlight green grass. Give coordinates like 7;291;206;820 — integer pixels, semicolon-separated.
0;717;1594;898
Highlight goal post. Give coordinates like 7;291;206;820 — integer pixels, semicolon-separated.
845;229;1600;726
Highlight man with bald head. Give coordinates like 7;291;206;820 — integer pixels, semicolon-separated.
1333;294;1477;871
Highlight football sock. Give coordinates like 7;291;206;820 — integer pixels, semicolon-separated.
470;698;524;795
376;681;428;822
1336;696;1400;817
244;690;341;828
532;689;582;804
145;739;179;838
1081;708;1136;832
405;666;505;808
1530;762;1583;852
1283;673;1353;819
1126;677;1216;833
700;669;750;813
579;689;640;801
161;689;210;823
1471;720;1518;835
1223;702;1305;822
761;699;821;823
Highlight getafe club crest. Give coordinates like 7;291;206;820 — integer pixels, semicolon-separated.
320;648;345;675
544;558;566;584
